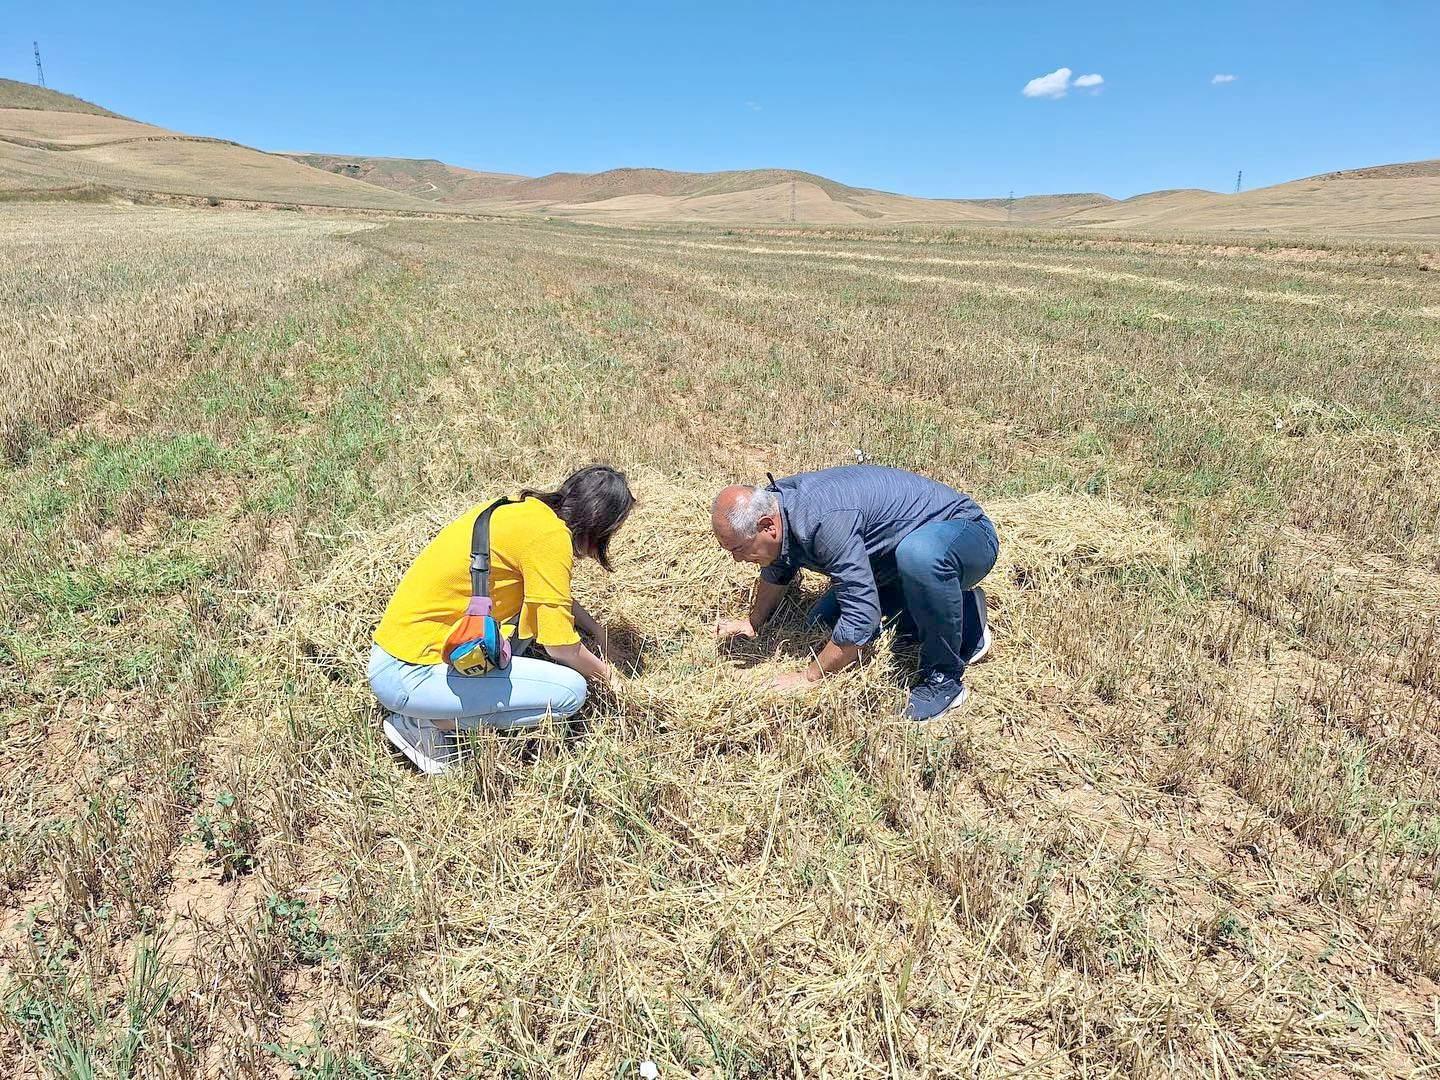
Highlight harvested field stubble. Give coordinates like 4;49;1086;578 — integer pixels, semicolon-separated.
0;204;374;460
0;207;1438;1077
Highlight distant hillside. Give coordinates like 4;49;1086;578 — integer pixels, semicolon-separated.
274;158;1113;222
0;96;459;212
960;192;1117;223
1054;171;1440;237
0;77;125;118
280;152;1440;234
471;168;1002;225
507;181;1001;225
1056;189;1221;227
501;167;862;204
287;153;527;203
1309;159;1440;181
292;160;1008;224
2;81;1435;235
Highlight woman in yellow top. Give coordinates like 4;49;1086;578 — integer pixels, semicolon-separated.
369;465;634;774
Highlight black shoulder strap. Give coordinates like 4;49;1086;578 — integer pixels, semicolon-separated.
469;497;516;598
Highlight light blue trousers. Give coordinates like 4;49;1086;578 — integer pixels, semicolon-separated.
367;644;587;731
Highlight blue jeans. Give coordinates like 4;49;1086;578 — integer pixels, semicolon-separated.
806;517;999;678
806;578;917;639
367;644;587;731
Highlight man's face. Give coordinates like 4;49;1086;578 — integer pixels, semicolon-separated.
714;514;782;565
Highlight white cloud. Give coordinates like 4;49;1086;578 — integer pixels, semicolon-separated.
1211;73;1237;84
1022;67;1072;99
1022;68;1103;99
745;101;762;112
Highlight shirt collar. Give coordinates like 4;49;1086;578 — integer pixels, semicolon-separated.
770;491;792;569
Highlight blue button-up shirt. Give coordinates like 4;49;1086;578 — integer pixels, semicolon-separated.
760;465;989;647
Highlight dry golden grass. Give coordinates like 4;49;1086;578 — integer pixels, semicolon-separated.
0;108;451;211
1054;176;1440;238
0;203;376;460
284;155;529;204
0;205;1437;1077
0;109;185;148
508;183;1003;227
0;79;123;119
5;91;1439;236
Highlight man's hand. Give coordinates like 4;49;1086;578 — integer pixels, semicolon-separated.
768;669;820;694
715;617;757;641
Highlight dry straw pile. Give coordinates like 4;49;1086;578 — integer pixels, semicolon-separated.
248;473;1217;1076
3;208;1436;1077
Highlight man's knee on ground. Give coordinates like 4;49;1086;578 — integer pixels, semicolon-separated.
804;588;841;629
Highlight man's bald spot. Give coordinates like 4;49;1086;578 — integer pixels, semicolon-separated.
712;485;751;536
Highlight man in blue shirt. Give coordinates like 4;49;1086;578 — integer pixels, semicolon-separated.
712;465;999;721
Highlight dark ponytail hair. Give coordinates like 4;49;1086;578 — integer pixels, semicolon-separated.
520;465;634;571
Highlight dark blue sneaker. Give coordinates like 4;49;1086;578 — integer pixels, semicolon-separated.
904;671;970;722
967;625;993;665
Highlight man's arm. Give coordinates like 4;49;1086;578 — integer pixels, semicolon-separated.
803;640;862;682
747;578;789;631
795;512;879;683
717;578;788;639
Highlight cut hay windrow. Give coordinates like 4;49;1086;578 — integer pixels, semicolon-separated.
4;209;1437;1077
227;474;1261;1073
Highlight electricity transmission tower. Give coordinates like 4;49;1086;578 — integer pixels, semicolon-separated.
1006;190;1015;224
1234;170;1242;194
790;180;796;223
33;42;46;88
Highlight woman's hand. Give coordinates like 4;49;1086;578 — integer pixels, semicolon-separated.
546;641;610;683
573;601;610;658
570;601;610;659
589;627;611;661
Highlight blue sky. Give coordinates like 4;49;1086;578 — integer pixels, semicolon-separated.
7;1;1438;199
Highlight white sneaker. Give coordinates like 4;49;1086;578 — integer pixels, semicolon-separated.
967;626;993;666
382;714;457;775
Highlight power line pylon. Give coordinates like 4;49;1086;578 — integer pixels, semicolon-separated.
1234;170;1242;194
33;42;46;88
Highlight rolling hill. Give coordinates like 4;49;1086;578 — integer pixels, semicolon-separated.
0;79;126;118
295;160;1119;226
286;153;527;203
280;160;1011;223
505;170;1437;235
470;167;1008;224
0;78;449;211
1051;171;1440;236
315;153;1437;236
2;78;1436;235
962;192;1118;222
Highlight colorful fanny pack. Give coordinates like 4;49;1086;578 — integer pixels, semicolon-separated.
442;497;518;677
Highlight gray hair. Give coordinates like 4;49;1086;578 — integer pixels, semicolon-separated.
716;485;779;537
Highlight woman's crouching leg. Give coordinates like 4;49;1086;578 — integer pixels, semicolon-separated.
396;656;587;732
476;658;587;731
